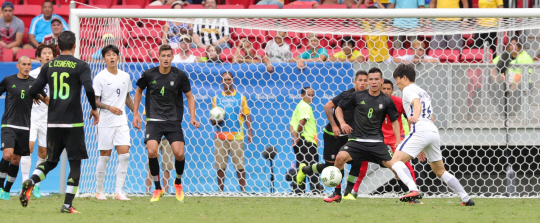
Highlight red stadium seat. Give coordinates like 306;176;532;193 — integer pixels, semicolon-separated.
317;4;347;9
24;0;47;4
392;49;414;57
56;0;85;5
145;5;171;9
53;5;70;24
361;48;369;59
248;5;279;9
111;5;142;9
77;5;109;9
428;49;459;63
460;48;493;63
16;49;37;60
3;49;13;62
218;4;245;9
220;48;235;63
122;48;151;62
232;28;266;49
226;0;254;9
23;27;29;45
123;0;150;8
283;4;313;9
191;48;206;57
184;4;205;9
14;5;41;28
89;0;118;8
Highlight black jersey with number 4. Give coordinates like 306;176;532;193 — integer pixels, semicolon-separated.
338;90;398;141
136;66;191;121
0;74;46;128
29;55;97;125
324;88;356;134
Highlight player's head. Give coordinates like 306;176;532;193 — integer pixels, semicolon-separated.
42;0;53;17
58;31;76;53
354;70;368;91
393;64;416;91
51;17;64;36
341;36;355;55
240;39;253;54
206;45;221;60
367;67;383;93
35;43;57;65
221;71;234;90
274;31;287;45
412;40;426;57
2;2;14;21
307;33;320;49
508;36;522;54
205;0;217;9
301;86;314;104
101;45;120;68
179;35;192;51
171;1;183;9
382;79;394;97
158;44;174;68
17;56;32;78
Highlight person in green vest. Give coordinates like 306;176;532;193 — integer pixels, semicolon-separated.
289;86;323;194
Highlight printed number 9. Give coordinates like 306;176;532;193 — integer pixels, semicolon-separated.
367;108;373;118
117;88;120;97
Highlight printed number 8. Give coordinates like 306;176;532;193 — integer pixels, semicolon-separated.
367;108;373;118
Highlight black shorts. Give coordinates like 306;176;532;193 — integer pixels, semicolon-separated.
339;141;393;166
47;127;88;162
1;127;30;156
323;132;348;162
145;121;185;144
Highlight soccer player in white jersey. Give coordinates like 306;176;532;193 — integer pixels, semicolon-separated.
24;43;56;199
93;45;134;201
388;64;475;206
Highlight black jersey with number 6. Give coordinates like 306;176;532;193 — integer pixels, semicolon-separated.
29;55;97;125
338;90;399;142
0;74;46;128
136;66;191;122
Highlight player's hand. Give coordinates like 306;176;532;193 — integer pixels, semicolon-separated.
412;58;420;64
291;137;301;146
418;151;427;162
89;109;99;125
340;123;353;135
108;106;123;115
33;99;41;105
408;116;418;124
331;125;341;138
266;64;274;73
190;118;200;128
297;61;305;70
133;114;142;131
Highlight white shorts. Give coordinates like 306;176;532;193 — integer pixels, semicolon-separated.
30;121;47;147
97;125;131;150
397;130;442;162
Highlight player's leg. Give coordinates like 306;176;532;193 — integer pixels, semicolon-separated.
60;127;89;213
95;127;115;200
352;161;369;196
113;125;131;200
292;142;306;194
321;133;347;202
32;123;48;198
2;148;21;199
298;133;335;189
23;125;39;183
170;139;186;202
231;140;246;193
161;140;174;193
146;122;165;202
214;138;229;192
305;142;324;194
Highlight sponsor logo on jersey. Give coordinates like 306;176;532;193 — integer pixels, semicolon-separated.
379;104;383;109
343;146;348;150
67;178;74;183
152;80;157;84
146;134;150;138
361;101;365;105
11;85;16;88
170;81;174;86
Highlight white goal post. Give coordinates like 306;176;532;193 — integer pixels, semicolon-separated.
68;3;540;198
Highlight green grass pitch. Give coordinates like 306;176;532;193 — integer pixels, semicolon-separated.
0;195;539;222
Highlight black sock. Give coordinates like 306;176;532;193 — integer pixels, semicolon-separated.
148;157;161;190
344;175;358;195
4;163;19;192
64;160;81;207
334;168;345;195
174;159;185;185
302;163;329;175
0;158;9;189
398;180;409;193
30;160;59;185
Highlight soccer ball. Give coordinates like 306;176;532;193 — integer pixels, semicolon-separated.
210;107;225;122
321;166;342;187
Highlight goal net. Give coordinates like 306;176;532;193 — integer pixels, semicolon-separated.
70;7;540;198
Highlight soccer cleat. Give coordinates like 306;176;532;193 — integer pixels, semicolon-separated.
114;192;131;201
462;198;475;206
399;191;424;202
296;163;307;186
174;184;184;202
1;189;10;200
19;179;34;207
33;185;41;198
60;205;79;214
95;192;107;200
150;189;164;202
409;199;423;204
351;191;358;199
342;193;356;200
323;192;342;203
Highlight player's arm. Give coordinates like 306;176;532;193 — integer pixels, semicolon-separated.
81;67;99;125
133;87;143;130
409;98;422;124
185;91;200;128
262;56;273;73
125;93;134;112
0;78;7;96
324;100;341;137
29;65;49;99
95;96;123;115
34;90;48;106
241;96;254;143
387;98;402;146
336;93;357;134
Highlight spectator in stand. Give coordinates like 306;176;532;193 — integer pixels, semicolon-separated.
91;34;116;62
41;17;63;46
256;0;284;9
0;1;24;57
358;0;390;8
361;6;392;63
203;45;223;63
192;0;231;50
473;0;503;53
328;36;365;63
161;2;192;49
23;0;68;49
389;0;425;49
263;31;293;72
492;37;533;91
429;0;468;50
149;0;191;6
393;40;439;64
288;0;320;8
172;35;200;63
290;33;328;69
233;38;262;63
322;0;357;8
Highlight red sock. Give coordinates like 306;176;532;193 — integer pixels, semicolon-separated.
353;161;369;193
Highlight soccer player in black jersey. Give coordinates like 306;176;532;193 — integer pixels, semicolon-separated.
334;67;402;199
296;70;368;203
21;31;100;213
133;44;200;202
0;56;48;200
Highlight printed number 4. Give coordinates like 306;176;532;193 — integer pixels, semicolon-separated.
160;86;165;96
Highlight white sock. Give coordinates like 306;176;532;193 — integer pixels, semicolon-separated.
440;171;470;202
35;157;46;186
392;161;418;192
96;156;110;193
115;153;130;194
20;156;32;181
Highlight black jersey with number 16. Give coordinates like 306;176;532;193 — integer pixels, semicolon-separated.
0;75;46;128
29;55;97;125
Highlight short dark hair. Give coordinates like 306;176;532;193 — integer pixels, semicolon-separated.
368;67;383;78
383;79;394;89
355;70;367;80
35;43;57;58
300;86;311;95
341;36;355;49
393;64;416;82
158;44;173;56
58;31;76;51
509;36;522;50
42;0;53;6
101;44;119;58
222;71;234;78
